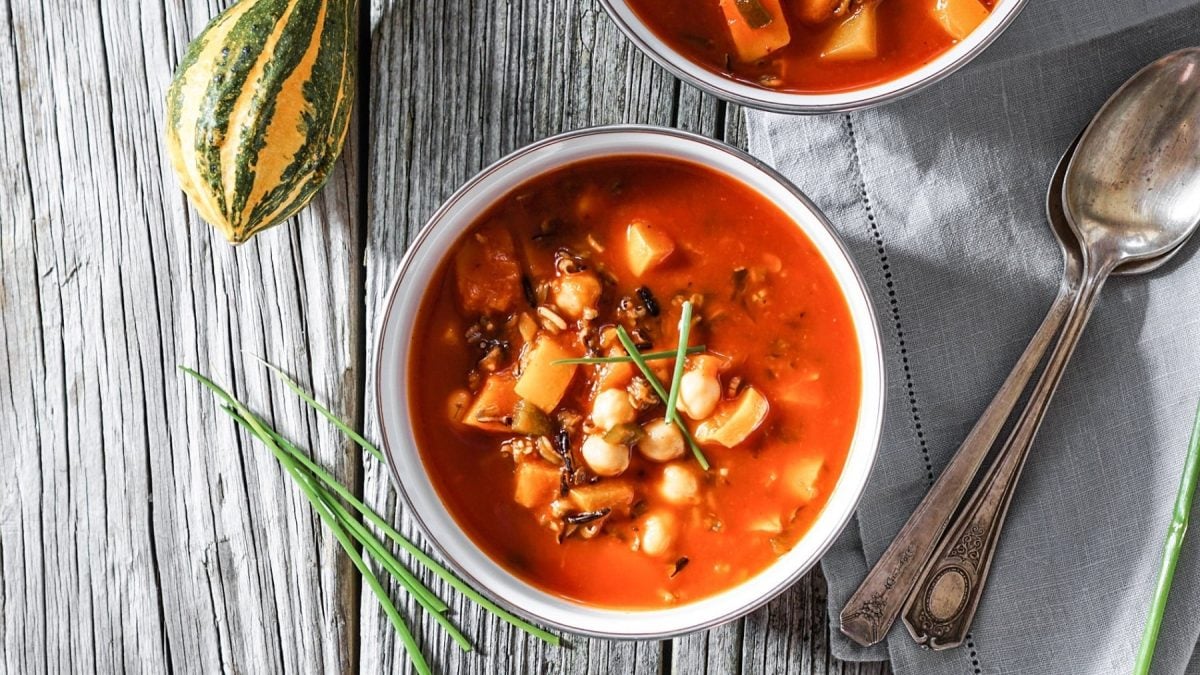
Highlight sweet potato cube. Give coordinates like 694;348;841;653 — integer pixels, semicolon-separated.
569;481;636;514
514;461;561;509
932;0;988;40
454;224;523;314
821;3;878;61
787;456;824;505
695;386;770;447
717;0;792;63
462;373;519;433
625;221;675;277
514;338;578;413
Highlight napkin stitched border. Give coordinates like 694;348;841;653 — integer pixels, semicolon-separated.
843;113;984;674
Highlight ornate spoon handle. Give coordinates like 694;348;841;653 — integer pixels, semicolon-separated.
839;274;1079;646
902;266;1111;649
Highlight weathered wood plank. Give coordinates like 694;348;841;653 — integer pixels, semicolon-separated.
362;1;883;674
1;0;361;672
363;1;675;672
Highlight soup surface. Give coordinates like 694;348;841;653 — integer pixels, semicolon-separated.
624;0;996;93
409;156;862;608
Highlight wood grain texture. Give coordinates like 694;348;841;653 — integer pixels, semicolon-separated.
2;0;361;672
1;0;891;672
362;2;890;674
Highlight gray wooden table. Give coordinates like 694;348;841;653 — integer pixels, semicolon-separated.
1;1;893;672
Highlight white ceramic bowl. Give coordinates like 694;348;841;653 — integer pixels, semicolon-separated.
597;0;1027;113
375;126;885;638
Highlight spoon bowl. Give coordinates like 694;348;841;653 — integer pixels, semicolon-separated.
1065;48;1200;264
1048;137;1187;276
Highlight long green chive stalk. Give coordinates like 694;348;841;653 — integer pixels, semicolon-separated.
663;301;694;426
247;354;386;463
1134;401;1200;675
551;345;705;366
179;367;431;674
224;407;451;615
221;398;558;645
180;364;561;674
614;326;710;471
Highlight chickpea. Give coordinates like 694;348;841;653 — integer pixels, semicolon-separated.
640;511;676;557
553;272;602;320
676;370;721;419
591;388;636;431
660;464;700;504
637;419;685;462
581;434;630;477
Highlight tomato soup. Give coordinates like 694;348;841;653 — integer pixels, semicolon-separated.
624;0;995;93
408;156;861;608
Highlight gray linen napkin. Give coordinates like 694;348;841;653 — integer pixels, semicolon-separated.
745;2;1200;673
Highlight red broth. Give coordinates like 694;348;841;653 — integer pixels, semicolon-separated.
408;156;861;608
624;0;995;93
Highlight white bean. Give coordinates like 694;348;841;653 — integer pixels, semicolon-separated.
677;370;721;419
591;388;636;431
637;419;685;462
640;511;676;557
659;464;700;504
581;434;630;477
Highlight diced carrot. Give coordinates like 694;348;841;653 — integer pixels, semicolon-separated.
931;0;988;40
514;461;562;509
821;3;879;61
462;373;520;433
514;337;579;413
717;0;792;63
454;224;523;314
625;220;675;277
569;481;636;514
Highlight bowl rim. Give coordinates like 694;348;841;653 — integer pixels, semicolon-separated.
374;124;885;639
595;0;1028;113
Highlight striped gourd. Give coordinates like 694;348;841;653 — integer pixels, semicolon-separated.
165;0;355;244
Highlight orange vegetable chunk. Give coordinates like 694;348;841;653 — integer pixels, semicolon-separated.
717;0;792;63
454;224;523;314
569;481;636;514
695;385;770;447
625;220;675;277
514;461;562;509
931;0;988;40
821;3;879;61
514;337;578;413
462;373;519;433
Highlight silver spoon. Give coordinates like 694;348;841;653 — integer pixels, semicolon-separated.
839;127;1183;647
902;47;1200;650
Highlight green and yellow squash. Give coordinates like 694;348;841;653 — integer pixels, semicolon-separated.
165;0;355;244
